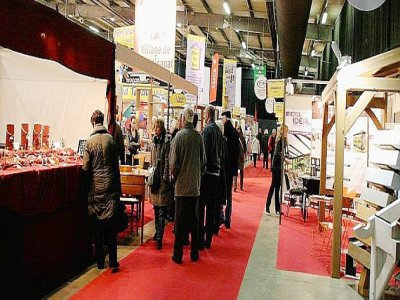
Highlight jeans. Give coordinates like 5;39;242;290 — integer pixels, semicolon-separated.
154;205;168;242
234;169;244;190
94;217;117;268
266;168;282;213
173;196;199;260
225;175;234;226
263;152;269;168
199;174;219;247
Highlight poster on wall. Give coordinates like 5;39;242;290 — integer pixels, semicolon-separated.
209;53;219;103
113;26;135;49
222;59;237;109
185;34;206;105
135;0;176;72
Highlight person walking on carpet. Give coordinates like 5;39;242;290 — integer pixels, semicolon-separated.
261;129;269;169
265;125;288;215
221;110;240;229
83;110;121;272
149;118;172;250
170;105;206;264
251;136;260;168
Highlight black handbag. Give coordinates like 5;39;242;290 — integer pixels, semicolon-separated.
114;200;129;233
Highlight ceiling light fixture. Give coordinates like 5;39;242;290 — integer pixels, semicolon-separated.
321;12;328;24
235;29;239;33
311;49;316;57
177;22;182;28
223;2;231;15
251;63;255;69
241;41;247;49
89;25;100;33
304;68;308;77
68;14;74;18
110;17;116;22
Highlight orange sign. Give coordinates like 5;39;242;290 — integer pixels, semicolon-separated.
209;53;219;103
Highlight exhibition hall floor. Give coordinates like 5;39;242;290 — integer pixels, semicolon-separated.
49;163;362;300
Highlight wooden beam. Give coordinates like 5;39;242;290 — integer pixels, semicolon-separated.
344;91;376;135
326;114;335;134
365;108;384;130
319;103;329;195
346;95;387;110
331;84;346;279
199;0;213;14
246;0;255;18
346;77;400;93
257;33;263;49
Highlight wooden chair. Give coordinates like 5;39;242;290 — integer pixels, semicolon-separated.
120;173;146;244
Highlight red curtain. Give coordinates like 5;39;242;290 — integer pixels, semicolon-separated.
0;0;116;134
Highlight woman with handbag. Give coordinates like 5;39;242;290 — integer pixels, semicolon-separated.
126;120;140;165
149;118;172;250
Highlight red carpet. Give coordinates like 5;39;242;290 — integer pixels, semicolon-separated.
118;201;154;240
276;206;356;277
71;163;270;300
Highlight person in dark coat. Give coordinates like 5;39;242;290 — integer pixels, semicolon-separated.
268;128;277;163
221;110;240;229
256;128;263;160
113;104;125;165
261;129;270;169
126;120;140;165
83;110;121;271
234;126;246;191
266;125;288;215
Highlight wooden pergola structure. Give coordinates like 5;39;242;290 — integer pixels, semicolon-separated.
319;47;400;278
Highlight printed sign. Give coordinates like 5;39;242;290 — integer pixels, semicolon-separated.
265;97;274;113
267;79;285;98
274;102;284;123
135;0;176;72
253;65;266;81
170;93;187;107
113;26;135;49
254;75;267;100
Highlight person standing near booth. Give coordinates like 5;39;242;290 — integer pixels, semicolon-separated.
170;106;206;264
251;136;260;167
261;129;269;169
265;125;288;215
126;120;140;165
83;110;120;271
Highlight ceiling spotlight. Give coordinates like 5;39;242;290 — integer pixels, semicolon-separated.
241;41;247;49
89;25;100;33
321;12;328;24
67;14;74;18
223;2;231;15
311;49;316;57
110;17;116;22
177;22;182;28
304;68;308;77
235;29;239;33
216;27;218;30
251;63;255;69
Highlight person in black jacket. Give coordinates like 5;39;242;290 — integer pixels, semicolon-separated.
221;110;240;229
199;105;222;249
126;120;140;165
266;125;288;215
261;129;269;169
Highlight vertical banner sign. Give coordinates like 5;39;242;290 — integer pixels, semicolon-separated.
135;0;176;72
274;102;284;123
209;53;219;103
222;59;237;109
185;34;206;105
203;66;210;105
253;65;266;81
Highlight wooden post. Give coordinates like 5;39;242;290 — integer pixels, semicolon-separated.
331;83;346;278
136;88;141;125
148;79;154;134
319;103;329;194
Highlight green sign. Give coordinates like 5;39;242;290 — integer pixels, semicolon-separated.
253;65;267;81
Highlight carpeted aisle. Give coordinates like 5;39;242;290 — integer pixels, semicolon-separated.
71;164;270;300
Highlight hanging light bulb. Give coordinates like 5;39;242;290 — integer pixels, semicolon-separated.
223;2;231;15
241;41;247;49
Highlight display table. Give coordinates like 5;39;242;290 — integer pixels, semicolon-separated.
0;164;92;299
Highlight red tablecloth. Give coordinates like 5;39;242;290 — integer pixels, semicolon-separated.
0;163;83;216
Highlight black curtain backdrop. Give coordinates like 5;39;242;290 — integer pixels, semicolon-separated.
0;0;116;134
319;0;400;81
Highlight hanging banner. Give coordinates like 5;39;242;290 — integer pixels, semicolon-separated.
235;67;242;107
209;53;219;103
265;97;274;113
135;0;176;72
122;84;168;102
113;26;135;49
253;65;266;81
285;95;312;134
222;59;237;108
267;79;285;98
254;75;267;100
274;102;284;123
170;93;187;107
185;34;206;105
202;66;210;106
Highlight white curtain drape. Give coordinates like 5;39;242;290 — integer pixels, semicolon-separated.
0;48;108;149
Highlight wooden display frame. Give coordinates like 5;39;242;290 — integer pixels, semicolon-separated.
319;48;400;278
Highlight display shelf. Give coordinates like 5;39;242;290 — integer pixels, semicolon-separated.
365;167;400;190
372;130;400;150
369;148;400;170
360;187;395;208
